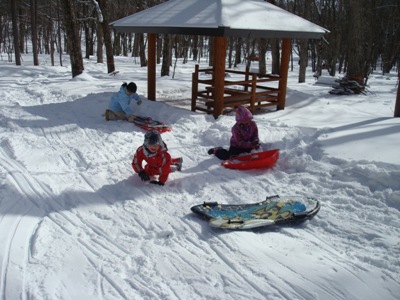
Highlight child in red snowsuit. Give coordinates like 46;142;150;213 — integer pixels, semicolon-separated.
132;130;182;186
208;106;260;160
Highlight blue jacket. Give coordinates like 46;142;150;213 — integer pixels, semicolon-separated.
108;86;140;117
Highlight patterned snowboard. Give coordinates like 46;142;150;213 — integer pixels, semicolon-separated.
191;195;320;230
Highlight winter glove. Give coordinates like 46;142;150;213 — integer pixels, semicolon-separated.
150;180;164;186
252;141;260;149
137;98;142;106
138;170;150;181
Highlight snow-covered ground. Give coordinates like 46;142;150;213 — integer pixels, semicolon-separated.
0;54;399;300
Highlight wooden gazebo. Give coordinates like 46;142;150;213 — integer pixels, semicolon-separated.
111;0;328;118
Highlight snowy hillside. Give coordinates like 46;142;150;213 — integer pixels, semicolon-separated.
0;55;399;300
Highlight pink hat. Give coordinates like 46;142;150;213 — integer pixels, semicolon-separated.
235;106;253;123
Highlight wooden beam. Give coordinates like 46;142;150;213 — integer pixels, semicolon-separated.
191;64;199;111
277;38;291;110
147;33;156;101
212;36;227;118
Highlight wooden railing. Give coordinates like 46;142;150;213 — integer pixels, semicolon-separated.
191;65;283;115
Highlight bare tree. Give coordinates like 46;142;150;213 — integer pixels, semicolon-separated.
227;37;234;68
31;0;39;65
56;0;63;66
97;0;115;74
61;0;84;77
192;35;199;61
258;38;268;75
234;38;241;68
96;22;103;63
3;0;399;97
267;0;280;74
138;33;147;67
11;0;21;65
345;0;367;84
296;0;312;83
161;34;171;76
270;39;280;75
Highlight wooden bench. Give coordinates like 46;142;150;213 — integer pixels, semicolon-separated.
191;65;283;115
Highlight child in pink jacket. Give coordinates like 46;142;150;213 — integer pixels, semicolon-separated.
208;106;260;160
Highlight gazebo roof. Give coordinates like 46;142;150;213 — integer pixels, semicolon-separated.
110;0;328;39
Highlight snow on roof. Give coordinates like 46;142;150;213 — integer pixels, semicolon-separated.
111;0;328;39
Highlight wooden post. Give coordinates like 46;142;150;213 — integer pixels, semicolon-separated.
250;73;257;112
277;38;291;110
245;65;250;92
191;64;199;112
212;36;227;118
147;33;156;101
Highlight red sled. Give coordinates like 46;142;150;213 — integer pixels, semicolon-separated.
221;149;279;170
132;116;172;133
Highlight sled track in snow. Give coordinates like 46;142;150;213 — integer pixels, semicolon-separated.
0;146;47;299
0;97;134;299
1;79;399;299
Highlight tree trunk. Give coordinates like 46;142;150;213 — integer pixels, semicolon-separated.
31;0;39;65
346;0;366;85
161;34;171;76
267;0;280;74
49;14;55;66
271;39;280;75
82;0;91;59
61;0;84;77
18;7;24;54
11;0;21;65
138;33;147;67
113;33;121;56
84;24;92;59
297;0;311;83
298;39;308;83
57;0;63;66
208;37;213;67
192;35;199;62
234;38;241;68
227;37;234;69
258;38;268;75
96;22;103;64
157;35;162;64
98;0;115;74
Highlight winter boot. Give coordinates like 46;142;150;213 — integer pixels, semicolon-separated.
172;157;183;171
208;147;222;155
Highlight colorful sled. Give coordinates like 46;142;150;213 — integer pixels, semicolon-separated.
221;149;279;170
191;195;320;230
132;116;172;133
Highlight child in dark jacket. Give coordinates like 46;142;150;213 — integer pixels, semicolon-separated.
132;130;183;186
208;106;260;160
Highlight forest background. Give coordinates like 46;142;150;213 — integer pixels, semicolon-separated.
1;0;400;113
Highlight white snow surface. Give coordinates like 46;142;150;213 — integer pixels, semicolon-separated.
0;54;399;300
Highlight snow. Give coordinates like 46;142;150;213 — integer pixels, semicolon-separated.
0;53;399;300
